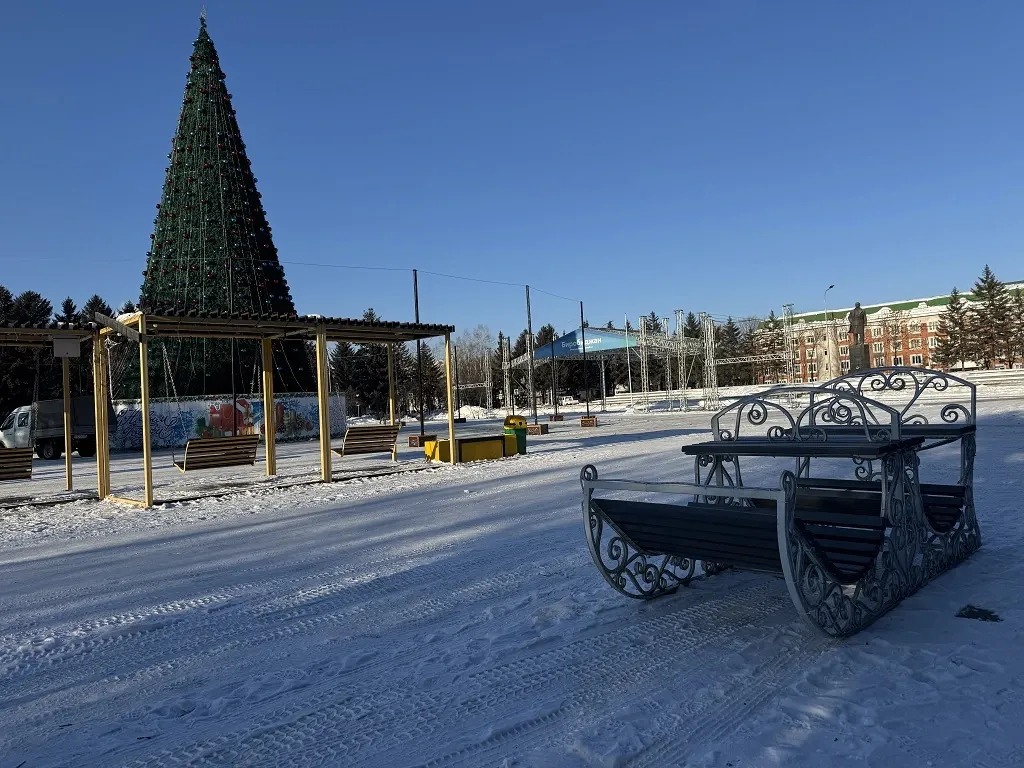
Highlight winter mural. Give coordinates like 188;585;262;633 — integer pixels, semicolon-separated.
110;393;347;451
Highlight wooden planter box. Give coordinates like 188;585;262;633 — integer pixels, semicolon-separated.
548;414;565;422
408;433;437;448
581;416;598;428
526;423;549;436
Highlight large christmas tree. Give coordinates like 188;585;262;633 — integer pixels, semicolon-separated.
138;13;314;396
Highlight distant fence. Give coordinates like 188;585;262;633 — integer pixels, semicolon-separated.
110;392;347;452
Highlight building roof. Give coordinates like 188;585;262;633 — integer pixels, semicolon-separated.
785;280;1024;326
0;321;97;348
114;310;455;344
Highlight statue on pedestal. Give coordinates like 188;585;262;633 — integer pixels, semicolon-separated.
846;302;870;372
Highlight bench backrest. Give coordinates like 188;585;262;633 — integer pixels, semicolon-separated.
711;386;902;444
0;448;33;481
341;424;401;456
821;366;976;428
181;434;260;471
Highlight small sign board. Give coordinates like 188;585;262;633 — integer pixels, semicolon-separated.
53;337;81;358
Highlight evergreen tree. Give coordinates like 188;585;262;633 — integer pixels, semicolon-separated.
138;15;312;396
55;297;78;324
969;265;1012;368
117;300;138;316
718;317;742;386
935;288;972;371
79;295;113;324
329;341;356;389
1011;288;1024;367
682;312;703;387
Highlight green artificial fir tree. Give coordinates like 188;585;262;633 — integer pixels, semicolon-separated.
138;14;313;396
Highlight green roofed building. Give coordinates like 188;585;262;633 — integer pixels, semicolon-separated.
776;282;1024;383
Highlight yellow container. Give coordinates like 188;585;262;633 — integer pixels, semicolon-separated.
424;435;511;463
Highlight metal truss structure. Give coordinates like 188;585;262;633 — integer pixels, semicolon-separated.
501;305;792;413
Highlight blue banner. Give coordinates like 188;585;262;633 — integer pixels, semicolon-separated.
533;328;637;360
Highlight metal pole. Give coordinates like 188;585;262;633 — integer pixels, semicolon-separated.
625;314;633;406
508;336;515;415
526;285;537;424
414;269;424;435
551;336;558;417
228;251;236;437
581;301;590;417
62;356;73;491
453;343;460;418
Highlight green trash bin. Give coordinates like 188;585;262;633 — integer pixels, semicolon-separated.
503;415;528;455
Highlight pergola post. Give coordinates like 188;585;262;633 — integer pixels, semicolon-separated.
315;324;332;482
444;333;456;465
387;343;398;461
138;315;154;507
92;335;107;498
261;337;277;476
62;356;73;491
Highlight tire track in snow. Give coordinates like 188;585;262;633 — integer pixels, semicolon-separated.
0;501;559;687
111;579;784;767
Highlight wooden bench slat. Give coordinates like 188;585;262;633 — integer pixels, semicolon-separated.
0;449;33;482
177;435;260;472
334;424;401;458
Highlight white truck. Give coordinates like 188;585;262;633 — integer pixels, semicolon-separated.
0;396;116;460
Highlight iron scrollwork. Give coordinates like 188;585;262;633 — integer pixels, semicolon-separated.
779;449;925;638
581;465;696;599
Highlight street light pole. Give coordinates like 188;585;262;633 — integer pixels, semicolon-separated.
824;284;835;378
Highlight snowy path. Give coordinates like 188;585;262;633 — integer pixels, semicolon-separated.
0;408;1022;766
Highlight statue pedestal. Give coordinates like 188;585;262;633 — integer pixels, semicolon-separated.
849;343;871;372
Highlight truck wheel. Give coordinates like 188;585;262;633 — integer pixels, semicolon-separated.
39;441;62;461
77;439;96;458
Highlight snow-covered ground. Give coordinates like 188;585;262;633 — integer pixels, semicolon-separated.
0;402;1022;766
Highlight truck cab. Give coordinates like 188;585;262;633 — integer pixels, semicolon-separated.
0;397;115;460
0;407;32;451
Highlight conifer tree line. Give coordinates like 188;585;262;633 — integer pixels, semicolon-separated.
934;265;1024;371
0;286;129;418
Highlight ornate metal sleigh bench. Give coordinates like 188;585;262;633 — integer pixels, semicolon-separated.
581;386;975;638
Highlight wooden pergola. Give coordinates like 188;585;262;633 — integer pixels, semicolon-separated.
96;310;457;507
0;321;99;494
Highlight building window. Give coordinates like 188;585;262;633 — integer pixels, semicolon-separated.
872;342;884;353
927;321;938;332
794;352;802;362
871;327;882;338
808;362;817;374
928;337;937;348
894;355;904;366
893;341;902;352
804;335;815;344
841;360;850;372
909;338;922;349
807;348;815;358
874;356;885;367
911;354;923;365
839;345;849;357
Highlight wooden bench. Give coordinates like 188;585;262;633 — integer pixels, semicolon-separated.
334;424;401;458
174;434;261;472
0;448;33;482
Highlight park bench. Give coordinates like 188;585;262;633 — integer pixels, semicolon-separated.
334;424;401;459
0;448;33;482
174;434;261;472
582;386;961;638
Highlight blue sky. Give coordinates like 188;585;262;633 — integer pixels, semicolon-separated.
1;2;1021;338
